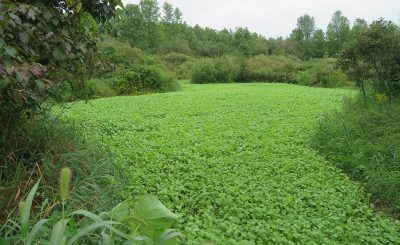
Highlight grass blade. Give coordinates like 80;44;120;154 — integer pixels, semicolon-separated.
67;221;119;245
26;219;50;245
49;219;69;245
20;180;41;239
158;229;184;245
70;210;103;222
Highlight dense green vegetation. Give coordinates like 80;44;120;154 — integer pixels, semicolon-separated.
189;55;350;87
64;83;399;243
2;0;400;243
315;97;400;218
315;18;400;219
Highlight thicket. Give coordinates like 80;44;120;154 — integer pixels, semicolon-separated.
315;97;400;217
191;56;240;84
83;38;180;98
190;55;350;87
316;19;400;218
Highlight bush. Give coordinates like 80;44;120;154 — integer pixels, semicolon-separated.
191;56;240;84
294;59;350;87
113;65;180;94
162;52;192;67
175;60;195;80
236;55;303;83
97;38;144;69
85;78;117;98
162;52;194;78
314;97;400;217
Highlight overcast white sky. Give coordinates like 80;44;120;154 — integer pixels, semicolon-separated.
122;0;400;38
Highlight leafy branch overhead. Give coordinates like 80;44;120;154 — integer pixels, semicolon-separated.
0;0;122;129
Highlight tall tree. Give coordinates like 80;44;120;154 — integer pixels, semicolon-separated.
351;18;368;37
290;14;316;60
139;0;162;50
173;7;183;24
311;29;326;58
113;4;147;49
338;19;400;105
326;11;351;56
162;2;174;24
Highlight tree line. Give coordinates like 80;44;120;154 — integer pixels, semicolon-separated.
111;1;370;60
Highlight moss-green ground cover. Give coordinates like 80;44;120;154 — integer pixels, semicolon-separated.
64;83;399;244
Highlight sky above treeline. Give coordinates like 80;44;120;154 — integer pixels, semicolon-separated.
122;0;400;38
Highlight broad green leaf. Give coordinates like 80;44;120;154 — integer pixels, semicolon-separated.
133;195;178;239
20;180;40;239
35;79;46;91
52;49;66;61
19;32;29;44
4;46;17;58
134;195;178;224
27;8;36;20
108;199;130;221
8;13;21;24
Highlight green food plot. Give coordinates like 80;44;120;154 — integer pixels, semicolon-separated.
64;83;399;244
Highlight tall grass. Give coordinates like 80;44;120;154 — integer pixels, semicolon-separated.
314;96;400;218
0;114;126;225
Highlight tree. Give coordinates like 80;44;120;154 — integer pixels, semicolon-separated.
139;0;162;50
326;11;351;56
173;7;183;24
0;0;122;132
338;19;400;106
311;29;326;58
351;18;368;37
162;2;174;24
290;14;316;60
112;4;147;49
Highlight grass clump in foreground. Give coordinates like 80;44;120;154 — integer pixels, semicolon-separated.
0;116;184;244
64;83;400;244
315;97;400;218
2;169;182;244
0;116;125;232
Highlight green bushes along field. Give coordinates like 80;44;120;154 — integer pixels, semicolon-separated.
315;97;400;218
190;55;350;87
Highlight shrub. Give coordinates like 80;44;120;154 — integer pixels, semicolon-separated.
97;38;144;69
162;52;192;67
191;56;240;84
191;58;217;84
338;19;400;105
295;59;350;87
314;97;400;217
85;78;117;98
113;65;180;94
175;60;195;80
237;55;303;83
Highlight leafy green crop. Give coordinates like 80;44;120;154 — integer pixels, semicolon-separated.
64;83;400;244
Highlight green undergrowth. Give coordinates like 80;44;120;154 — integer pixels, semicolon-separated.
314;96;400;218
63;83;400;243
0;113;126;225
